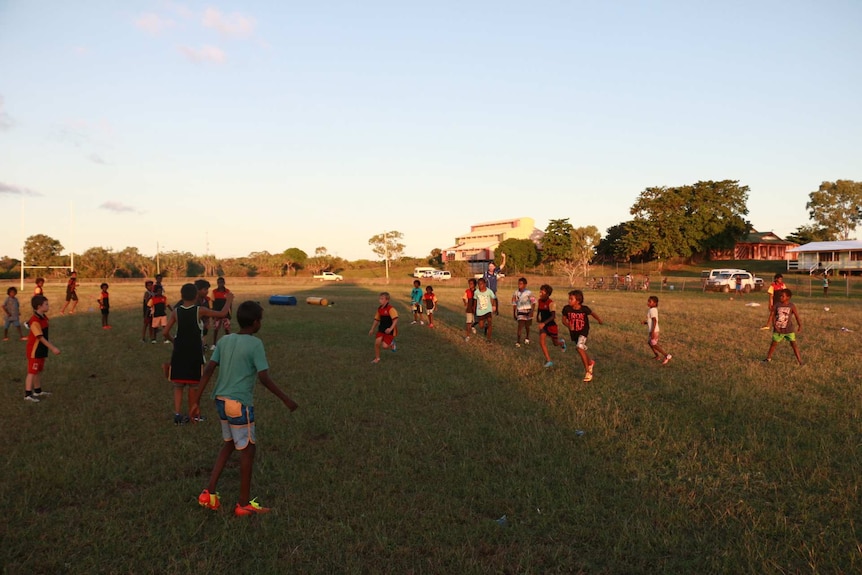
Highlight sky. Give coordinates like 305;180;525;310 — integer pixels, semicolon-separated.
1;0;860;262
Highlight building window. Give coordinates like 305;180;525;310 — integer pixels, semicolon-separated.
818;252;836;262
851;251;862;261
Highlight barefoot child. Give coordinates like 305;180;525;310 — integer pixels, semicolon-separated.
3;287;26;341
764;288;802;365
537;284;566;367
423;285;438;328
643;295;671;364
97;283;111;329
463;278;477;340
369;292;399;363
191;300;298;516
511;277;536;347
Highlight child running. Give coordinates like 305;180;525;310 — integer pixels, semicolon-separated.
764;288;802;365
24;295;60;402
642;295;671;364
97;283;111;329
60;271;79;314
474;278;497;342
423;286;438;328
561;290;603;382
164;283;234;424
410;280;424;325
511;277;536;347
191;300;298;516
3;287;26;341
463;278;477;340
537;284;566;367
369;292;398;363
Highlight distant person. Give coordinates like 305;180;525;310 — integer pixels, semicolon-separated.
3;286;26;341
625;273;633;291
482;252;506;313
191;300;298;516
33;277;45;296
761;273;786;329
734;274;744;297
141;280;155;343
195;279;213;346
148;284;171;343
211;277;232;348
369;292;398;363
463;278;477;341
536;284;566;368
423;285;438;328
511;277;536;347
474;277;497;342
410;280;424;325
764;288;802;365
643;275;650;291
97;283;111;329
642;295;671;364
164;283;234;424
24;295;60;402
60;271;79;314
561;290;604;382
823;274;829;296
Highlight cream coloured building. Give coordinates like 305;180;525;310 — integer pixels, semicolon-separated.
445;217;542;262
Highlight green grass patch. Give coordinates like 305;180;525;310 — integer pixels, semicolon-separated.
2;281;861;573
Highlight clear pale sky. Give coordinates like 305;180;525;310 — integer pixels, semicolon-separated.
1;1;860;262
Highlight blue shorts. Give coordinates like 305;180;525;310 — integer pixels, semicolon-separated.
4;317;20;329
215;397;256;449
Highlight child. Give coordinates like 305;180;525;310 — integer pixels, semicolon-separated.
511;277;536;347
463;278;477;340
195;279;213;346
211;277;232;349
410;280;424;325
97;283;111;329
24;295;60;402
60;271;79;314
141;280;155;342
164;283;234;424
764;288;802;365
537;284;566;367
34;277;45;296
642;295;671;364
148;285;171;343
423;285;438;328
474;278;497;341
823;274;829;296
3;287;26;341
561;290;603;382
761;273;786;329
191;300;298;516
369;292;399;363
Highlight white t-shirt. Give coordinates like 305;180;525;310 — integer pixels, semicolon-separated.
647;307;659;333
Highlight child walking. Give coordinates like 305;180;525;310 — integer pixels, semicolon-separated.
3;287;26;341
410;280;424;325
511;277;536;347
474;278;497;342
643;295;672;364
423;285;438;328
764;288;802;365
141;280;155;342
561;290;603;382
191;300;298;516
369;292;399;363
97;283;111;329
24;295;61;402
537;284;566;367
463;278;477;340
164;283;234;424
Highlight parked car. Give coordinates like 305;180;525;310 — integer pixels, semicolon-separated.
313;271;343;281
706;271;756;293
413;267;437;278
432;270;452;280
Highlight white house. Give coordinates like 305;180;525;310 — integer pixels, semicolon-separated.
786;240;862;274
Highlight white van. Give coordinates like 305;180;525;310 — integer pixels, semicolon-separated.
413;267;437;278
432;270;452;280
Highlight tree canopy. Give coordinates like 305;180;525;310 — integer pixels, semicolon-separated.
496;238;538;273
368;231;405;262
23;234;65;265
282;248;308;276
806;180;862;241
541;219;574;263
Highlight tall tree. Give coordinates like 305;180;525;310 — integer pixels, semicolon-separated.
570;226;601;277
595;222;630;263
282;247;308;276
23;234;64;265
806;180;862;240
785;224;831;245
542;219;574;263
79;247;120;279
427;248;443;267
368;231;405;263
496;238;538;273
621;180;750;265
306;247;331;276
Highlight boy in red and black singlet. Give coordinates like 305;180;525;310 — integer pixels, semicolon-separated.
463;278;477;340
61;271;79;315
561;289;604;382
423;286;438;328
24;295;60;402
369;292;399;363
97;283;111;329
148;285;171;343
210;277;232;349
536;284;567;368
34;277;45;296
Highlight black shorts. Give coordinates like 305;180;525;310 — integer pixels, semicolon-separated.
66;292;78;302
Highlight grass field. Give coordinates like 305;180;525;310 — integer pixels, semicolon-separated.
2;279;861;574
